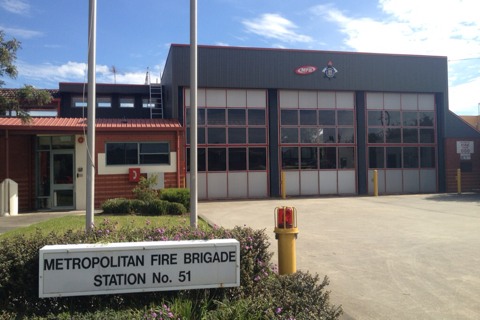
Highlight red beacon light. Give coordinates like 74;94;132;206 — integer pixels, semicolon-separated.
277;207;294;229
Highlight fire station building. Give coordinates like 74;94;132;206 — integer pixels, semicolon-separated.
1;44;479;211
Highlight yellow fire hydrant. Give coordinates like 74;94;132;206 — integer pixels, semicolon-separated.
274;206;299;275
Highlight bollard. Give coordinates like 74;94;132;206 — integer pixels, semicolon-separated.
457;168;461;194
274;206;299;275
281;171;286;199
371;169;378;196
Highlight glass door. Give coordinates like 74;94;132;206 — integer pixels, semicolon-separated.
51;150;75;209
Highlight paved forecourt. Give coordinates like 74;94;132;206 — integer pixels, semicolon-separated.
199;193;480;320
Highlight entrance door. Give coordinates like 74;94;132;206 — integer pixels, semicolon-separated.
51;150;75;209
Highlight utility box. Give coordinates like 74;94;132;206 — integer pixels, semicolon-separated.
0;179;18;216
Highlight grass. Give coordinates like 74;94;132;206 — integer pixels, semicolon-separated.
0;214;210;239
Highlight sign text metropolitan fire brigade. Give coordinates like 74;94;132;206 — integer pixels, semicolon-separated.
39;239;240;298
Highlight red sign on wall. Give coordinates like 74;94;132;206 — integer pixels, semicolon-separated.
129;168;141;182
295;66;317;75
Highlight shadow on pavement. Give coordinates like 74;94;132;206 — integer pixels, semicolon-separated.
425;192;480;203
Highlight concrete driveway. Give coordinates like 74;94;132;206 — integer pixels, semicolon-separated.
198;193;480;320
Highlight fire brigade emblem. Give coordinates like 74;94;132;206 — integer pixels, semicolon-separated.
322;61;338;79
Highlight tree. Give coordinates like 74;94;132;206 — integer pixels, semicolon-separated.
0;30;20;88
0;31;52;123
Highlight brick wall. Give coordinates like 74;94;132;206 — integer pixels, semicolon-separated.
94;131;184;207
0;134;36;210
444;138;480;192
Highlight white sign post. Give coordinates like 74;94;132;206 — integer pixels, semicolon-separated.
39;239;240;298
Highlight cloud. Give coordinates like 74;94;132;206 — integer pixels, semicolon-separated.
242;13;313;44
449;77;480;115
310;0;480;58
0;25;43;39
216;42;229;47
0;0;29;15
15;61;148;86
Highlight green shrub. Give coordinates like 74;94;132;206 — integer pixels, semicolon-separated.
132;174;159;202
160;188;190;211
0;221;341;319
166;202;187;215
101;198;130;214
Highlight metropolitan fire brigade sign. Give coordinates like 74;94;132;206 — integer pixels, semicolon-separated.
39;239;240;298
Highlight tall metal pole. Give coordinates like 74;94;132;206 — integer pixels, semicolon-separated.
189;0;198;227
86;0;97;231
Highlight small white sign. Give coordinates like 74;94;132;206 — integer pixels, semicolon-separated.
460;154;471;160
456;141;474;154
39;239;240;298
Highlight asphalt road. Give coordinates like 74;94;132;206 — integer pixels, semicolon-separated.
1;193;479;319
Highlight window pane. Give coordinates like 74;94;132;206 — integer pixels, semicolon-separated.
300;128;318;143
281;128;298;143
386;147;401;168
403;128;418;143
140;154;169;164
208;128;226;144
208;148;226;171
228;128;246;144
301;147;318;169
337;110;354;125
207;109;225;125
186;148;206;172
420;147;435;168
73;97;87;107
248;128;266;144
318;110;335;125
368;128;384;143
369;147;384;168
106;143;137;165
337;127;355;143
140;143;168;153
420;129;435;143
229;148;247;171
38;136;51;150
248;109;266;125
403;111;417;126
384;111;401;126
52;136;74;149
320;147;336;169
120;98;135;108
142;98;154;108
281;147;298;169
385;128;401;143
319;128;336;143
249;147;267;170
228;109;246;125
300;110;317;125
97;97;111;108
419;112;434;126
198;148;206;171
187;127;205;144
198;108;206;125
281;110;298;125
403;147;418;168
368;111;383;126
338;147;355;169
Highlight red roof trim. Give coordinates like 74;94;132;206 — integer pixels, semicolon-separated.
0;118;183;132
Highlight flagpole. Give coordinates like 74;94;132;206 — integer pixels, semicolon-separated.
86;0;97;231
189;0;198;228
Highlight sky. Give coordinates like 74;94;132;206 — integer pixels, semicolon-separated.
1;0;479;115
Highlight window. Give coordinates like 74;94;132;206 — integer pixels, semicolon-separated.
120;97;135;108
97;97;111;108
106;142;169;165
73;97;87;107
142;98;154;108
